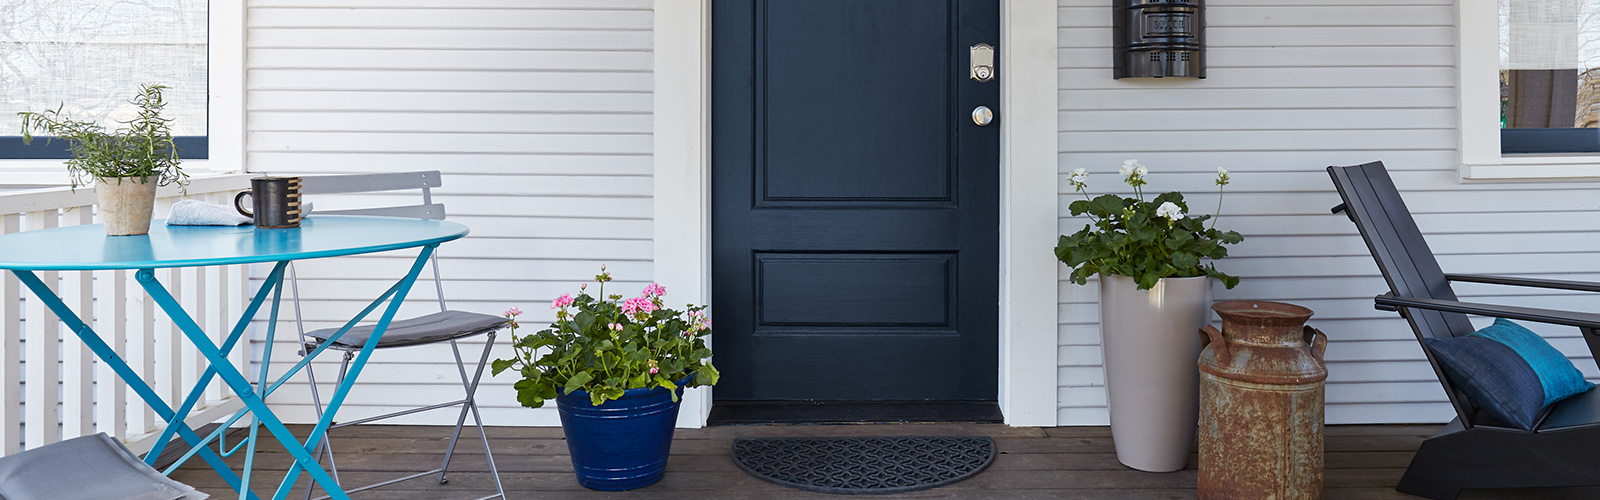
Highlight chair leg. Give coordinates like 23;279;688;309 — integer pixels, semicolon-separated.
302;351;354;500
438;339;473;483
437;333;506;500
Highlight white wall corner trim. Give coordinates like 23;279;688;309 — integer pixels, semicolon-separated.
998;0;1061;427
207;0;246;175
653;0;713;429
652;0;1060;427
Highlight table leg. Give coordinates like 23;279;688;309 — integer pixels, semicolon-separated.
135;267;352;500
274;244;438;499
145;262;290;466
159;276;409;476
9;269;264;500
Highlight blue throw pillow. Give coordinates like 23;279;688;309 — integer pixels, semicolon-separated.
1424;318;1594;430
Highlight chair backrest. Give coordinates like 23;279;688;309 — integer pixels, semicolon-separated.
296;170;448;312
1327;161;1481;423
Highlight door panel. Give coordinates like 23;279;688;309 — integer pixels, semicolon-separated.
712;0;999;402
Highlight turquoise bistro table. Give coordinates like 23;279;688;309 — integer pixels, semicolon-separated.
0;215;469;500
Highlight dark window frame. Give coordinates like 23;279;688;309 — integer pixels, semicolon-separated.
0;136;209;160
1502;129;1600;154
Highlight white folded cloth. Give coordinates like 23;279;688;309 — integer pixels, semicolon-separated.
165;199;252;226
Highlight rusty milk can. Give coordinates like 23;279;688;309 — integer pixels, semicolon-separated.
1197;300;1328;500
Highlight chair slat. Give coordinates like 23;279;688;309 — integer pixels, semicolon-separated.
316;204;445;220
298;171;441;195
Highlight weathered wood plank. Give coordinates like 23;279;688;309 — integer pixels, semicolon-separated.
170;423;1442;498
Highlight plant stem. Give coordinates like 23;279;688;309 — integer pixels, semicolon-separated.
1211;183;1225;230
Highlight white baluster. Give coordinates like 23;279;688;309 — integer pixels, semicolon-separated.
128;263;157;435
181;264;204;410
232;264;249;398
0;214;22;454
59;207;94;438
23;210;60;448
94;268;128;441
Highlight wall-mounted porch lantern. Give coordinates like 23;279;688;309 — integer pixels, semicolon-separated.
1113;0;1205;79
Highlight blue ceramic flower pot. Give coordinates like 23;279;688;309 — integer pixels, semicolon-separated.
555;376;691;491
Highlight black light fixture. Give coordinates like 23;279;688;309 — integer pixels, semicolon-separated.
1113;0;1205;79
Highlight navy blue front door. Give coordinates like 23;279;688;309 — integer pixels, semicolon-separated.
711;0;1001;402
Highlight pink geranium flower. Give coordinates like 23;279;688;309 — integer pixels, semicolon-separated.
621;296;656;316
551;293;575;309
642;282;666;297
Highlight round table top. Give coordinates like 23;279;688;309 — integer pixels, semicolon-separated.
0;215;469;271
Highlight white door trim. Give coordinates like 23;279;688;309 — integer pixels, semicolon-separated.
652;0;1059;428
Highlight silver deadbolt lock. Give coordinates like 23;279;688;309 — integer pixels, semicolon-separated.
972;106;994;126
970;43;995;82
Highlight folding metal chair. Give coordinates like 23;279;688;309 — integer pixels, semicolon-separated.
287;171;507;500
0;433;207;500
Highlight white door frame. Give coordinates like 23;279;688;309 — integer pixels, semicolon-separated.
653;0;1059;427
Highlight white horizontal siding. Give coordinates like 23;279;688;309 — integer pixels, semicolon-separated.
244;0;652;426
1056;0;1600;425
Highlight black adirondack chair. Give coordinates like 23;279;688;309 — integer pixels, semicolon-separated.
1328;161;1600;500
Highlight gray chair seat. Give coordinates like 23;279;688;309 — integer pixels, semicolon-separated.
304;310;509;351
0;433;207;500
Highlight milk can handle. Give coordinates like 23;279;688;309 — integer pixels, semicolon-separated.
1304;326;1328;362
1200;325;1228;362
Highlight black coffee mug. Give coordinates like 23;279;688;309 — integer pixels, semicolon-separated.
235;176;303;228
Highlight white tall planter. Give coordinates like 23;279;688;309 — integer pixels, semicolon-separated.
1099;274;1211;472
97;176;158;236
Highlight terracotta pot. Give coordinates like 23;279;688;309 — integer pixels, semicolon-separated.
1099;274;1210;472
1197;300;1328;500
97;176;158;236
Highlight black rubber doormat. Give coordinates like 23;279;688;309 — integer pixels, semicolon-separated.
730;436;996;495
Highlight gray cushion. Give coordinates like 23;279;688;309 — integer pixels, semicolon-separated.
306;310;509;350
0;433;207;500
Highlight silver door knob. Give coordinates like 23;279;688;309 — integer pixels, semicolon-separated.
972;106;994;126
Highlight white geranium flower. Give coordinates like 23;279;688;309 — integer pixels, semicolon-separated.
1068;168;1089;190
1155;201;1184;221
1118;160;1136;177
1216;166;1229;177
1215;166;1231;186
1134;165;1148;177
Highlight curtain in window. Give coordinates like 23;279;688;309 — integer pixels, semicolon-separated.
0;0;207;136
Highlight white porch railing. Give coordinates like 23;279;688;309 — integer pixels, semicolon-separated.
0;174;253;456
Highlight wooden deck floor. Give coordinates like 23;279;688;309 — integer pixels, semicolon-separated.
169;423;1595;499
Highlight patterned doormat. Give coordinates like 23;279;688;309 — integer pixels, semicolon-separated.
730;436;996;495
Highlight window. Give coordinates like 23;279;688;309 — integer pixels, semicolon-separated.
1460;0;1600;178
1498;0;1600;154
0;0;209;160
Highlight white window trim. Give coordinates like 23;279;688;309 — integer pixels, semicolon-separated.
652;0;1060;428
1460;1;1600;181
0;1;245;182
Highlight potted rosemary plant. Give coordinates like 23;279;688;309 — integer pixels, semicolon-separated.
493;266;718;490
1054;160;1243;473
17;84;188;236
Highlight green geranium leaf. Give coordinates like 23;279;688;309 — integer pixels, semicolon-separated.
564;370;594;395
491;358;515;375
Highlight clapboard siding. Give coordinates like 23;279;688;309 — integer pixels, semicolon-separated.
1056;0;1600;425
244;0;651;426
